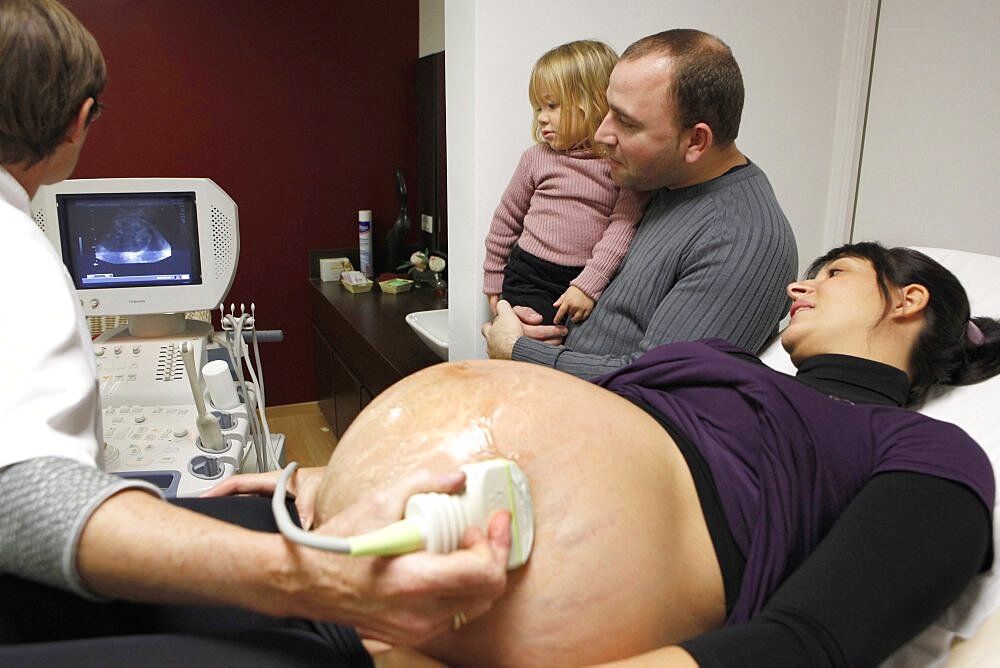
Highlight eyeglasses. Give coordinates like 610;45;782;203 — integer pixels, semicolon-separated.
86;100;105;126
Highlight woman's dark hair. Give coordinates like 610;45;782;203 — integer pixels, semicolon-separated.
807;242;1000;406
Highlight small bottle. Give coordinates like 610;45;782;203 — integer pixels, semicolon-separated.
358;209;373;278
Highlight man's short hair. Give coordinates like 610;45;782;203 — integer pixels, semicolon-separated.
0;0;106;166
621;29;744;146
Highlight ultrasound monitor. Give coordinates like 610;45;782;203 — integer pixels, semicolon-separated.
31;178;239;334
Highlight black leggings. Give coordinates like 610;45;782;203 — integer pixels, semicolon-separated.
0;496;372;667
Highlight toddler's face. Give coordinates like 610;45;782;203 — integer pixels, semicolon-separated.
535;91;570;150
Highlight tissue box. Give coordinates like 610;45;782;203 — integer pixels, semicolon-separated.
320;257;353;282
341;278;373;293
379;278;414;294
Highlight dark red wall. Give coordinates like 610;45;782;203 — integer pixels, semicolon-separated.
67;0;419;405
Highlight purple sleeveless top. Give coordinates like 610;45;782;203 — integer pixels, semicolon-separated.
595;339;995;624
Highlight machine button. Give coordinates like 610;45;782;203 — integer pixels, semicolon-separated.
190;456;223;480
134;415;146;424
173;428;188;438
95;347;105;357
104;444;120;467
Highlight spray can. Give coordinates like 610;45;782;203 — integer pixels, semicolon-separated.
358;209;373;278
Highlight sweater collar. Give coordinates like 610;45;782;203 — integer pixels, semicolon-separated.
794;354;910;407
658;159;759;200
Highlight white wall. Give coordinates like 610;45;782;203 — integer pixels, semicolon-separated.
419;0;444;56
851;0;1000;254
445;0;876;360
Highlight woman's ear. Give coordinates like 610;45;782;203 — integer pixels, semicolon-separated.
893;283;930;320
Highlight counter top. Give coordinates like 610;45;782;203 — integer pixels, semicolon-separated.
310;279;447;396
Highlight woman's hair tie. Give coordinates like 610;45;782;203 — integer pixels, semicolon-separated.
967;320;986;346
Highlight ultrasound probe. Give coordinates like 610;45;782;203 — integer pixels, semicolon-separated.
271;459;534;570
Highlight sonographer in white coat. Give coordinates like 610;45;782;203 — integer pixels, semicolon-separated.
0;2;510;663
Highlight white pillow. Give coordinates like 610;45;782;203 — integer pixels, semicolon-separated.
758;246;1000;667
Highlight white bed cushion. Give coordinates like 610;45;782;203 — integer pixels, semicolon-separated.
758;246;1000;667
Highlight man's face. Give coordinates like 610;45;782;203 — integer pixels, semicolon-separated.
594;56;691;191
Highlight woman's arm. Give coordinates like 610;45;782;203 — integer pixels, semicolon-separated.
23;462;513;648
679;472;992;667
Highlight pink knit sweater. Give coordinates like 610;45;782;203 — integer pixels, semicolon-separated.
482;144;649;299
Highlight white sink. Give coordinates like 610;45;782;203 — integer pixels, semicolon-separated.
405;308;449;361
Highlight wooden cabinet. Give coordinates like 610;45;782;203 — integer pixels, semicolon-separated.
311;279;446;438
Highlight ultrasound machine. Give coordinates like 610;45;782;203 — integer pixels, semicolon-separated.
30;178;283;497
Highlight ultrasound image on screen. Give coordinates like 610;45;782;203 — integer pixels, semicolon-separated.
95;213;173;265
57;192;202;289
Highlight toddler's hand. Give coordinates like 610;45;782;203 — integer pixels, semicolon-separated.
553;286;595;324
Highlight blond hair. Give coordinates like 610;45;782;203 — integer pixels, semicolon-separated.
528;40;617;150
0;0;106;166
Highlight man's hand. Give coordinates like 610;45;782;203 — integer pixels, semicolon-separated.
553;286;595;324
512;305;568;345
481;299;525;359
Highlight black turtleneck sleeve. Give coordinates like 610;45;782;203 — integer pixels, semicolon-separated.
680;471;992;667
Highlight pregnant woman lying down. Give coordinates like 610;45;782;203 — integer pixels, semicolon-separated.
219;243;999;666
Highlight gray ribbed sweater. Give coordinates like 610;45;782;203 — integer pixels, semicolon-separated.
512;161;798;379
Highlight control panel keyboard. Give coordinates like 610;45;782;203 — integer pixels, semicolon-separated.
101;402;251;497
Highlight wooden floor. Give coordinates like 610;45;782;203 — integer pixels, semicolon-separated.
265;401;337;468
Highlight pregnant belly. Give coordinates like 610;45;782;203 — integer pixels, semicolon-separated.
315;360;726;665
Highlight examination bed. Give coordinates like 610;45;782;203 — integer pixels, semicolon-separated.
760;247;1000;667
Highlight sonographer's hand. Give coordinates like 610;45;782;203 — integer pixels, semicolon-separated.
202;466;325;530
553;285;595;324
294;469;512;646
